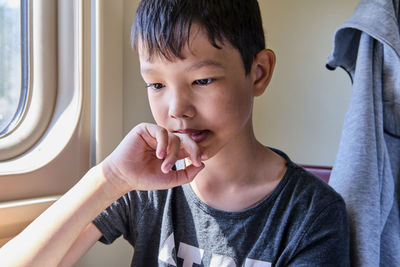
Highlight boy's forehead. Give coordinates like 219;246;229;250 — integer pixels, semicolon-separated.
138;43;234;73
137;23;234;64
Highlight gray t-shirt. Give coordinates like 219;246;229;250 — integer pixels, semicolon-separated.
93;151;349;266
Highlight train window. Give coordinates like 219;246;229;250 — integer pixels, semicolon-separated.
0;0;29;136
0;0;58;161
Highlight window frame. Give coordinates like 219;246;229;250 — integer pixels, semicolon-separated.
0;0;91;246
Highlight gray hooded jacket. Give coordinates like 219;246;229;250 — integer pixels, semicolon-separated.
326;0;400;266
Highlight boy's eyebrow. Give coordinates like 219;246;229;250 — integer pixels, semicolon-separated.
140;67;157;75
140;59;226;75
185;59;226;72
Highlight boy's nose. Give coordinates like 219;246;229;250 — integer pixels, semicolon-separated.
168;90;196;119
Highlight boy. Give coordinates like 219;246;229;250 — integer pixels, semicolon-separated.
0;0;349;266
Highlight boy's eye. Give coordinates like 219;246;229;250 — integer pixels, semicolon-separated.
193;78;215;86
147;83;165;90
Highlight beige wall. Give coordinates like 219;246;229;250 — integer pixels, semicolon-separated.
122;0;154;134
78;0;358;265
255;0;358;166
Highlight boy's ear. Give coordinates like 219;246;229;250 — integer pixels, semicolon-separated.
251;49;276;96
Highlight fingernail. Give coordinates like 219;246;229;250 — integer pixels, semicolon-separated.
159;151;166;159
165;163;173;172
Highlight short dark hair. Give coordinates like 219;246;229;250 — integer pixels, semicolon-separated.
131;0;266;74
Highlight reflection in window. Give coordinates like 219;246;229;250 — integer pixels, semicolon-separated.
0;0;28;136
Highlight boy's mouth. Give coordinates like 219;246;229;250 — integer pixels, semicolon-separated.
175;129;210;143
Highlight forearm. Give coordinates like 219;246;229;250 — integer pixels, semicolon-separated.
0;164;126;267
0;123;204;266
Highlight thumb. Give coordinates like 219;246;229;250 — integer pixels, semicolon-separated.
170;163;205;187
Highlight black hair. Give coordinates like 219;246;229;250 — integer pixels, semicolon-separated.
131;0;266;74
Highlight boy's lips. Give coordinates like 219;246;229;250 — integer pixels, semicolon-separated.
175;129;210;143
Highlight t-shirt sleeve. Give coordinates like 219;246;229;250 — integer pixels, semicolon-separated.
92;192;139;245
287;199;350;266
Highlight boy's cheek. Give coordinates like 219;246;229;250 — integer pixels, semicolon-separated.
149;107;168;126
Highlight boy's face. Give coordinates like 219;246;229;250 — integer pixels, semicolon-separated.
138;25;257;160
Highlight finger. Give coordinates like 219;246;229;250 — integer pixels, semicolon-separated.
175;133;202;167
135;123;161;150
154;127;168;159
139;124;170;160
168;163;205;187
161;134;181;173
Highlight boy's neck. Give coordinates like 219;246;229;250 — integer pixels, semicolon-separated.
190;129;287;211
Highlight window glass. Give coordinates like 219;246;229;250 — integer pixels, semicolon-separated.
0;0;28;136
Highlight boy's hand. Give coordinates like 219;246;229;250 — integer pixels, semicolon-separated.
101;123;204;194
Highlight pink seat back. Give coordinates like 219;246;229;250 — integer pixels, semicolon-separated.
302;165;332;183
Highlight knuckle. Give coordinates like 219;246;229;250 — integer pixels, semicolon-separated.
169;133;180;143
136;122;153;135
159;127;168;135
137;122;148;128
157;128;168;141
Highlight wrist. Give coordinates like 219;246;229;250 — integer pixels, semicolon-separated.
95;162;132;198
